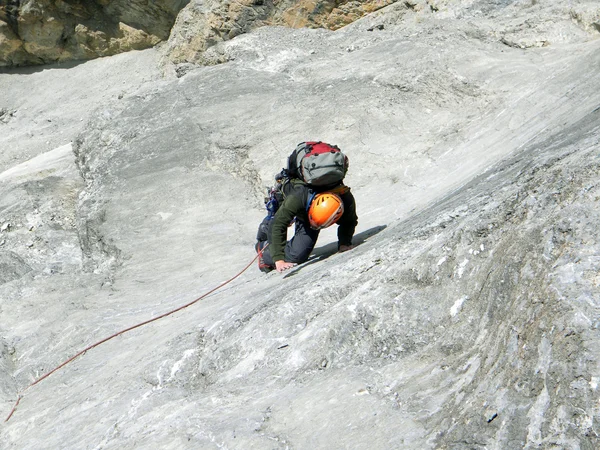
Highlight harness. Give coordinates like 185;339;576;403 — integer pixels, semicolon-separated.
266;172;349;217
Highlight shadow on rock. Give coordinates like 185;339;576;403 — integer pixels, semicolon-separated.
0;59;89;75
284;225;387;278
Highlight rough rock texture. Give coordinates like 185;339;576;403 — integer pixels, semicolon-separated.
571;2;600;34
161;0;399;68
162;0;600;69
3;0;598;68
393;112;600;448
0;0;188;66
0;48;163;174
277;0;398;29
161;0;395;66
1;0;600;448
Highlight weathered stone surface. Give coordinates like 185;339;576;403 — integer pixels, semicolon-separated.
2;0;599;68
0;251;31;284
0;18;36;66
488;0;593;49
162;0;600;69
0;48;163;175
161;0;401;67
571;2;600;34
161;0;272;66
1;1;600;448
322;0;398;29
276;0;398;30
0;338;16;407
1;0;402;67
0;144;83;278
0;0;188;67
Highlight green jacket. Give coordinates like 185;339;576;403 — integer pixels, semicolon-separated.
269;179;358;262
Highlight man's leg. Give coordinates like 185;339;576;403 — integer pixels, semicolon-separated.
256;217;275;272
256;218;319;271
256;216;271;242
284;220;320;264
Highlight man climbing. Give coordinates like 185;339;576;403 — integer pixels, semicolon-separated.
255;141;358;273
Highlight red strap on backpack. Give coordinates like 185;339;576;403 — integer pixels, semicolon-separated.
303;141;341;156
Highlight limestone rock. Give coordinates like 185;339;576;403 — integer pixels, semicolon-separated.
1;1;600;448
571;2;600;34
0;19;36;66
161;0;600;69
161;0;272;66
0;0;188;67
0;251;31;284
323;0;398;30
161;0;401;67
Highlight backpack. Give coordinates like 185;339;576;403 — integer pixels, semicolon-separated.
287;141;348;187
264;174;314;219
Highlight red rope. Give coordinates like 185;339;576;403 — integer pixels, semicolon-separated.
5;247;266;422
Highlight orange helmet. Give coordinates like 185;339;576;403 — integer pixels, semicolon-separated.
308;193;344;230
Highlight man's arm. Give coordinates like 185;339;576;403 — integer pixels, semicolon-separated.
269;195;304;263
337;190;358;249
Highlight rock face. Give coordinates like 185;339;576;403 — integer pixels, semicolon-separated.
162;0;600;68
1;0;600;448
571;2;600;33
0;0;188;66
0;0;399;67
3;0;599;68
161;0;399;68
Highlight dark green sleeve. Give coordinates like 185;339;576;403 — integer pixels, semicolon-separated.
337;190;358;247
269;195;304;262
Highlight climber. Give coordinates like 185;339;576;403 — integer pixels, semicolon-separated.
255;141;358;273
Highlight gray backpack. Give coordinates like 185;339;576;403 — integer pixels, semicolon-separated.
287;141;348;187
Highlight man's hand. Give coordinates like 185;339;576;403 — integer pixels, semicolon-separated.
339;244;354;253
275;260;297;273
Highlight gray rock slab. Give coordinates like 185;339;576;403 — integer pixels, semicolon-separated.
1;5;600;450
0;48;163;174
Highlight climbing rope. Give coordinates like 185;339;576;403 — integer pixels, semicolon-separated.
5;245;267;422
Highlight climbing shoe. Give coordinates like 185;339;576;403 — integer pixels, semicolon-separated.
255;241;273;273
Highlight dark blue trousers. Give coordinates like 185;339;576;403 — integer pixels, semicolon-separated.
256;216;320;267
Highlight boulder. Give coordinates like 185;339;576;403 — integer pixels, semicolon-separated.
161;0;400;67
0;0;188;67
